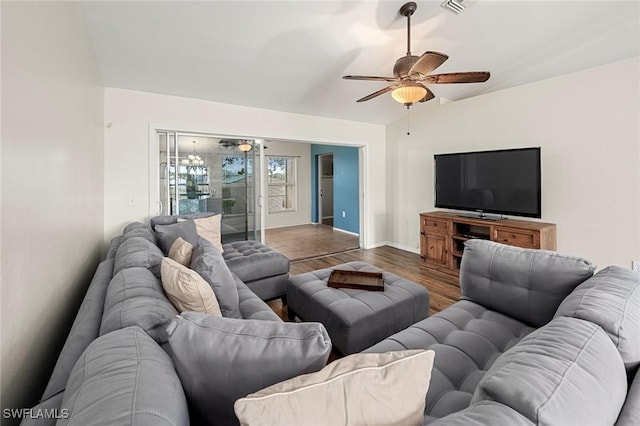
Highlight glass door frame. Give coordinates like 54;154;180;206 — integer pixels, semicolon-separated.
149;126;266;243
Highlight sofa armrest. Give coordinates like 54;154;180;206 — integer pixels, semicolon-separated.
234;274;281;321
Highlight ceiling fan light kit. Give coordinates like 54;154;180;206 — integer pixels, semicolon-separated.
343;1;489;110
238;142;252;152
391;83;427;105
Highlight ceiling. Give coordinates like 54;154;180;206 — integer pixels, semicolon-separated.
83;1;640;125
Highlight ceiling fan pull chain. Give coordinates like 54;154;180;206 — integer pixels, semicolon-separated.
407;105;411;135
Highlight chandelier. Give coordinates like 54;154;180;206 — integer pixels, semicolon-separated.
182;141;204;166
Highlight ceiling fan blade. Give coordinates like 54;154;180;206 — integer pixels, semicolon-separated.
343;75;399;82
418;85;435;103
423;71;490;84
356;85;397;103
409;51;449;76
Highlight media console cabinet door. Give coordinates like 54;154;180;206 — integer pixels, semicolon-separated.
423;233;448;267
420;215;449;268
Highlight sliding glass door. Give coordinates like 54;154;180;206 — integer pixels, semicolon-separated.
157;131;264;243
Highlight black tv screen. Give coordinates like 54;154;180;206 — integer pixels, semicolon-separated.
434;147;541;218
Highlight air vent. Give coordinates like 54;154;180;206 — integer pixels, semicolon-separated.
441;0;465;14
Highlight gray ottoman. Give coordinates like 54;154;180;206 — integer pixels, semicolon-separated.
222;240;290;302
287;261;430;355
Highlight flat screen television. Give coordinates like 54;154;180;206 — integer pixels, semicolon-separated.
434;147;541;218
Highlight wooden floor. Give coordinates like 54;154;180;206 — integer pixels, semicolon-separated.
265;224;360;261
268;245;461;319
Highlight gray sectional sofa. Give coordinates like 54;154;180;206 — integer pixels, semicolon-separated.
23;222;640;425
22;220;329;426
366;239;640;425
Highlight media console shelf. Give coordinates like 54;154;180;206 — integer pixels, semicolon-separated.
420;211;556;277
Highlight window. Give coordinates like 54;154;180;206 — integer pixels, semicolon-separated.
267;157;296;213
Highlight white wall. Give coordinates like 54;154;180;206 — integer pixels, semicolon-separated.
1;1;104;415
103;88;386;247
263;140;311;229
385;57;640;269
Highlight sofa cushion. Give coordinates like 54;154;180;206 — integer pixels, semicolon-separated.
460;239;596;327
121;223;156;245
113;236;164;278
58;326;188;426
161;257;222;316
471;316;627;426
555;265;640;371
364;300;534;419
100;267;177;342
191;237;241;319
122;221;147;234
234;350;434;426
168;236;193;267
164;312;331;426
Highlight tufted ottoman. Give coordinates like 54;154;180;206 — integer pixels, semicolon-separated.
287;261;430;355
222;240;290;302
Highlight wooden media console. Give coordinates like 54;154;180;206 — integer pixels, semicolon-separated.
419;211;556;277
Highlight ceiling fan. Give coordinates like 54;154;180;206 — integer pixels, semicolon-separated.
343;1;490;108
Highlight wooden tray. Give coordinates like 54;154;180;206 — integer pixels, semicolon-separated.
328;269;384;291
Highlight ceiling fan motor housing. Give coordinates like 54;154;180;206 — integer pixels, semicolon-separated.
393;55;420;78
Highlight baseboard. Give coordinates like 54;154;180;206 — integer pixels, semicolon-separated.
366;241;420;254
332;227;359;237
386;242;420;254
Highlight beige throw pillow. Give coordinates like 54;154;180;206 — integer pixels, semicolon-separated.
234;349;435;426
160;257;222;316
193;215;223;252
168;237;194;267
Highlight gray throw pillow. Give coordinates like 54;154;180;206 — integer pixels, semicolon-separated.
460;239;596;327
163;312;331;426
113;236;164;278
154;220;198;255
191;237;241;319
59;326;189;426
471;316;627;425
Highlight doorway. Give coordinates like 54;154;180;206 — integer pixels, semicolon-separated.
318;154;334;226
157;131;264;242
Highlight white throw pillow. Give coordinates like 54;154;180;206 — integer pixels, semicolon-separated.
234;349;435;426
168;236;194;267
193;215;223;253
161;257;222;316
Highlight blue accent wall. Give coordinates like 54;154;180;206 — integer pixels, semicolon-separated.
311;145;359;234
